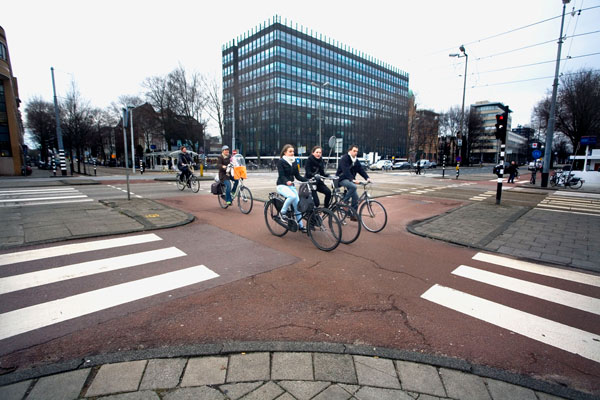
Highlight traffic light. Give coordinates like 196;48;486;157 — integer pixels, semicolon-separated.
495;113;507;142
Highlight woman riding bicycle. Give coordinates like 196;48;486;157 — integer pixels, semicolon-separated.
178;146;193;187
217;145;238;205
304;145;331;208
276;144;308;232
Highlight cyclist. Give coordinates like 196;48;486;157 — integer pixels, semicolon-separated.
336;144;371;213
177;146;193;187
506;161;518;184
304;145;331;208
276;144;308;232
217;145;238;205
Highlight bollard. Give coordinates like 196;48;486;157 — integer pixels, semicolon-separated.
94;159;97;176
455;163;460;179
52;154;56;176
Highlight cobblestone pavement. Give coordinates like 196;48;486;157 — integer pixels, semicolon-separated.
0;345;584;400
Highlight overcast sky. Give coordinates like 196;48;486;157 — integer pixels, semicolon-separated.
3;0;600;138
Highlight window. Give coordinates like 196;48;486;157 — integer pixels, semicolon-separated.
0;43;6;61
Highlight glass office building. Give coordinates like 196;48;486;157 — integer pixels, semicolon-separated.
222;16;409;159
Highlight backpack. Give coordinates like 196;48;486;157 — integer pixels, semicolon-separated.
297;182;314;213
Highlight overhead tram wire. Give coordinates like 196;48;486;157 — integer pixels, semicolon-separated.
421;4;600;58
470;69;600;88
471;52;600;75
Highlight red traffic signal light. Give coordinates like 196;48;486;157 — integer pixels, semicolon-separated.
495;113;507;141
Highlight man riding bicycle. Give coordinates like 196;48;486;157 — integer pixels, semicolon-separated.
177;146;193;187
217;145;238;205
336;144;371;214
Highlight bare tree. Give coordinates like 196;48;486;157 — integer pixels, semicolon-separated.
533;69;600;151
62;81;95;174
465;107;485;165
24;97;56;162
202;74;225;143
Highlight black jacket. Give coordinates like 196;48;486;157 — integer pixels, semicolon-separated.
336;154;369;182
178;152;192;169
304;155;329;180
217;154;231;181
277;158;307;186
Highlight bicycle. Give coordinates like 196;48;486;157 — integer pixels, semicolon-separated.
175;166;200;193
355;182;388;232
218;178;253;214
550;170;584;189
322;175;362;245
264;179;342;251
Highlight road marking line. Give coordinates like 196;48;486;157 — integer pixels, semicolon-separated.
536;203;600;212
0;233;162;266
0;188;78;195
1;198;95;207
0;265;219;340
421;284;600;363
553;191;600;199
472;252;600;287
0;195;88;203
452;265;600;315
470;197;486;201
0;247;186;295
533;207;600;217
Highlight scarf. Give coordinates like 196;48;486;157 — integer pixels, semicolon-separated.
348;152;357;164
283;155;295;166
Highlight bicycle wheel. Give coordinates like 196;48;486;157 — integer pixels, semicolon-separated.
238;186;253;214
550;177;557;187
359;200;388;233
331;203;361;244
190;176;200;193
218;185;229;208
264;200;288;237
568;179;583;189
307;207;341;251
175;174;185;190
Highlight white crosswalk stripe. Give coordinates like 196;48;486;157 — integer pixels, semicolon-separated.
421;252;600;363
0;187;92;207
0;234;219;341
534;192;600;216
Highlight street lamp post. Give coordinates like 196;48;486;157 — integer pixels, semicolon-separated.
449;46;468;165
541;0;571;187
311;81;330;148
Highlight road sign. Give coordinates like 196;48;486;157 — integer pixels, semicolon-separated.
335;138;343;153
456;156;461;162
581;136;597;145
532;143;538;148
532;149;542;159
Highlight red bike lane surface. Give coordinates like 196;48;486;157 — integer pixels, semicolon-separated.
3;193;598;395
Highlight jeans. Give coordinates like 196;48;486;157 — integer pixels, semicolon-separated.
277;184;303;227
339;179;358;210
224;179;239;203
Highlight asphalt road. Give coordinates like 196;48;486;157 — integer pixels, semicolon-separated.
0;178;599;395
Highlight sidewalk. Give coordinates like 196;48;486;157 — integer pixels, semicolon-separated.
0;342;590;400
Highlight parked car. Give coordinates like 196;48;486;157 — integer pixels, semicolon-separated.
369;160;393;170
429;161;437;168
359;160;369;169
528;160;543;170
392;161;411;170
416;159;434;169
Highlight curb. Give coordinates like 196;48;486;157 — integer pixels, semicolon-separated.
0;341;594;400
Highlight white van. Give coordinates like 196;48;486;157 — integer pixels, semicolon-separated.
416;159;433;169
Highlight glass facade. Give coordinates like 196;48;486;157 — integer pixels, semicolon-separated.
222;16;409;158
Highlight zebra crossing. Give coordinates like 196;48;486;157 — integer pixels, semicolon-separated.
0;233;219;341
0;187;92;207
421;252;600;363
535;191;600;216
392;182;477;195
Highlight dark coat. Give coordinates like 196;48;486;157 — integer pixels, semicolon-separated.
277;158;307;186
177;152;192;169
336;154;369;182
304;155;329;179
217;154;232;181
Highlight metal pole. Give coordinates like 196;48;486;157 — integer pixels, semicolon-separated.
496;143;505;204
318;88;322;148
130;107;135;173
460;52;468;165
541;0;570;187
232;96;236;151
122;108;131;200
50;67;67;176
